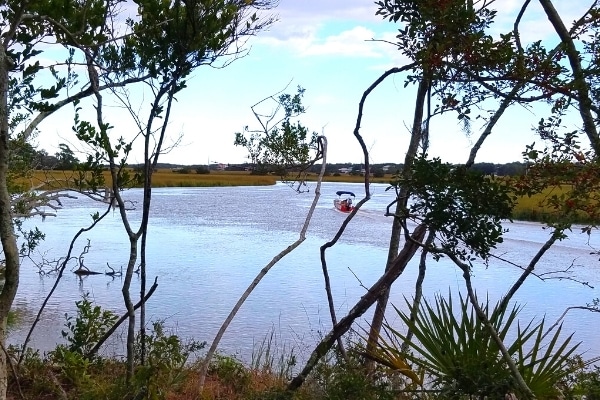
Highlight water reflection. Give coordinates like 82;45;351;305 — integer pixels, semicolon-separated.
11;182;600;362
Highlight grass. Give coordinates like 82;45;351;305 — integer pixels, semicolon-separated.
19;169;393;190
17;169;599;223
20;169;279;189
512;184;599;224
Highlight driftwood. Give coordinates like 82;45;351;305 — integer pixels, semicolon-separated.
73;269;102;276
19;205;113;365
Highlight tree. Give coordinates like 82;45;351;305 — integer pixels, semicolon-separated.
199;87;324;388
1;0;275;396
54;143;78;170
287;0;600;396
234;85;319;182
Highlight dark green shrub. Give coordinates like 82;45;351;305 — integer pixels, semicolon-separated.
60;296;118;355
305;344;395;400
46;296;117;389
132;321;205;399
561;357;600;400
210;353;251;392
196;166;210;174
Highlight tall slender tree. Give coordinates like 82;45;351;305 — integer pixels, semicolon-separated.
289;0;600;394
1;0;275;395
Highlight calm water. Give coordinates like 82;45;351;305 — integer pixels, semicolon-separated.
11;182;600;362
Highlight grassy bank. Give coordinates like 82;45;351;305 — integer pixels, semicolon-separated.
512;185;599;224
18;169;597;224
21;169;392;190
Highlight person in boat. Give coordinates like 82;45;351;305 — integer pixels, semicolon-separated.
341;199;348;210
347;197;352;207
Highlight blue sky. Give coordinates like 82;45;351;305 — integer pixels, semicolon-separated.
34;0;590;165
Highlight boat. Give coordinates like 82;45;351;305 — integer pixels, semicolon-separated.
334;191;355;213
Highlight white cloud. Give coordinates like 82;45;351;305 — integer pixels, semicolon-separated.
300;26;382;57
257;25;404;61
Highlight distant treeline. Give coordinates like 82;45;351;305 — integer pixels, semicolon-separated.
151;162;527;177
11;140;527;177
303;162;527;177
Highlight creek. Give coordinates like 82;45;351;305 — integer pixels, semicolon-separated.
11;182;600;363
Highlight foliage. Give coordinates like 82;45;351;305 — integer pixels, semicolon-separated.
131;321;206;400
196;165;211;174
210;354;252;392
173;167;192;174
307;346;397;400
373;169;385;178
46;297;116;389
377;293;581;398
512;130;600;226
359;327;423;387
393;157;515;261
54;143;79;170
234;86;320;178
574;364;600;399
59;296;118;356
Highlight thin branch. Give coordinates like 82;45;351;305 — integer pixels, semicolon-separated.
542;305;600;342
198;136;328;391
0;341;23;400
499;228;561;312
288;224;427;391
18;203;112;365
86;276;159;357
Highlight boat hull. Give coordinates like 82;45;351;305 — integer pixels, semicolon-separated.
334;199;354;213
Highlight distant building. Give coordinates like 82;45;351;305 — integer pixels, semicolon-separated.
338;167;352;174
209;163;226;171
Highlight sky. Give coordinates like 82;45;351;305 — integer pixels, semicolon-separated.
33;0;592;166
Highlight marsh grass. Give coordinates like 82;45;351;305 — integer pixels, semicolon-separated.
250;327;297;381
513;185;599;224
21;169;396;190
21;169;278;189
20;170;599;223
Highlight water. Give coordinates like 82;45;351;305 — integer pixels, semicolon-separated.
11;182;600;363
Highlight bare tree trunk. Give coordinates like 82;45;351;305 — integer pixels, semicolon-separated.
366;77;430;360
538;0;600;154
401;229;435;352
122;240;138;381
198;137;328;390
288;224;426;391
0;42;20;400
0;323;7;400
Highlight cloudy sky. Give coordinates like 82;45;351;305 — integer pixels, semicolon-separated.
36;0;591;165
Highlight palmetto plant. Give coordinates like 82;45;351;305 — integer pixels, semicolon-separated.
366;292;581;399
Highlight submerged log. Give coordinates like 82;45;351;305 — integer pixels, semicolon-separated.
73;269;103;276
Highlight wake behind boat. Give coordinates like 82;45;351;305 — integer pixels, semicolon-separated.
334;191;355;213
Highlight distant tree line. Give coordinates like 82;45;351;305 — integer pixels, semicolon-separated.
304;162;527;177
14;140;528;177
10;141;80;170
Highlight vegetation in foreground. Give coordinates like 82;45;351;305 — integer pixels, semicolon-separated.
6;296;600;400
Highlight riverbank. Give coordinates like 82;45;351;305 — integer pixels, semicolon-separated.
19;170;596;224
